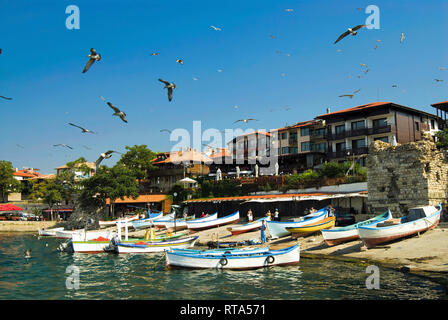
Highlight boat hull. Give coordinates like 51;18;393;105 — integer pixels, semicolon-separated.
286;217;335;237
227;217;268;236
267;207;329;239
187;211;240;233
115;236;199;253
99;214;139;227
358;205;441;248
38;227;64;236
321;210;392;246
166;244;300;270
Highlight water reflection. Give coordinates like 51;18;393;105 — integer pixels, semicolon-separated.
0;233;446;300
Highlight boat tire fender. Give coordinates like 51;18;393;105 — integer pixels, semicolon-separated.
266;255;275;264
219;257;228;266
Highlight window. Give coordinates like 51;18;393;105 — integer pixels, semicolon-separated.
336;142;346;152
372;118;387;128
281;132;288;140
335;125;345;134
431;119;435;130
301;142;310;151
289;132;298;140
290;147;298;154
374;136;389;143
351;120;365;130
282;147;289;154
415;121;420;131
313;128;325;136
300;128;310;136
352;138;366;149
312;143;326;152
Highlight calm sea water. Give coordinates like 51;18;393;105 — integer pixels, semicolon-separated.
0;233;446;300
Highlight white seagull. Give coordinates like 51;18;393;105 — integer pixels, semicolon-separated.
82;48;101;73
334;25;367;44
68;123;96;134
158;79;176;102
100;96;127;123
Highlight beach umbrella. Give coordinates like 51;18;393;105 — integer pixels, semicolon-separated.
0;204;23;211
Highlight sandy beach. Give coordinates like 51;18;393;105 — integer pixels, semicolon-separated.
0;221;58;232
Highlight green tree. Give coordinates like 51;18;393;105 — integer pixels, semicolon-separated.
117;145;157;183
435;129;448;149
78;164;140;214
0;160;22;202
319;162;345;178
29;179;63;220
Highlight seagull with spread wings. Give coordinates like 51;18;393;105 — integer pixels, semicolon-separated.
435;79;444;82
68;123;96;134
339;89;361;99
95;150;122;170
234;118;257;124
100;96;127;123
400;32;405;43
158;79;176;102
0;95;12;100
150;52;160;56
176;59;184;65
160;129;172;134
210;25;222;31
334;24;367;44
53;144;73;150
82;48;101;73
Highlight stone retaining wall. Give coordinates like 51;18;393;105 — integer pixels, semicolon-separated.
367;132;448;216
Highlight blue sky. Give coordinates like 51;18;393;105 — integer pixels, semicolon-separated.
1;0;447;173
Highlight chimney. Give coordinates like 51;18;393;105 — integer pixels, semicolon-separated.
326;107;331;114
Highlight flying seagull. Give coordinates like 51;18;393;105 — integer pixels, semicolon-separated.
192;77;199;81
68;123;96;134
176;59;184;65
158;79;176;102
150;53;160;56
285;9;294;12
438;67;447;71
334;25;367;44
0;96;12;100
435;79;444;82
400;32;405;43
210;25;222;31
16;144;24;149
339;89;361;99
0;49;2;55
360;63;368;68
160;129;172;134
82;145;91;150
363;69;370;74
392;84;398;88
269;34;277;39
234;118;257;124
53;144;73;149
100;96;127;123
95;150;122;169
82;48;101;73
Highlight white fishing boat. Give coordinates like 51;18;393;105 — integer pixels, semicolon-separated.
267;206;330;239
187;211;240;233
114;235;199;253
227;217;269;236
98;214;139;227
56;229;115;240
165;243;300;270
321;210;392;246
170;246;270;256
70;230;117;253
130;212;165;229
163;212;218;231
38;227;64;237
358;204;442;248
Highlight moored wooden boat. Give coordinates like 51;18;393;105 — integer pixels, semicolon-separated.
130;212;165;229
165;243;300;270
321;210;392;246
267;206;330;239
187;211;240;233
57;229;115;240
99;214;139;227
358;204;442;248
38;227;64;237
170;246;270;256
114;235;199;253
285;216;336;237
162;212;218;231
226;217;269;236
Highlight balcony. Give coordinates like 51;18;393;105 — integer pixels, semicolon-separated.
325;125;394;140
327;147;369;159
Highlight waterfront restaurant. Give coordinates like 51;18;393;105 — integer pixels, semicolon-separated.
184;191;367;221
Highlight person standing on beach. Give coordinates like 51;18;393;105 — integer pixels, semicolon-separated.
274;208;279;221
266;210;272;220
260;220;267;243
328;204;335;217
247;209;253;222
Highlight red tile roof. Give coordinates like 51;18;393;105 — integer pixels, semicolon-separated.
316;102;391;118
431;100;448;106
13;170;41;178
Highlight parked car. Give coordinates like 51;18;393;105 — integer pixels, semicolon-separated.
7;212;23;221
0;212;8;220
335;212;356;227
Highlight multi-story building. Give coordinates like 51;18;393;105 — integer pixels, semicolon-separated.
315;102;440;166
431;100;448;129
148;148;211;193
272;119;327;173
227;131;271;170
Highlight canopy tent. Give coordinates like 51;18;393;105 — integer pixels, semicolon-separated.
241;192;367;203
179;177;198;187
0;204;23;211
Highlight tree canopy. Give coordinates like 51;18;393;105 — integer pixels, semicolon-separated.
0;160;22;202
117;144;158;182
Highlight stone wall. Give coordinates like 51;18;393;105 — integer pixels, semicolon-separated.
367;132;448;216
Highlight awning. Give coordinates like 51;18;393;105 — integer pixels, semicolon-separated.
107;194;169;205
0;204;23;211
184;191;367;203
